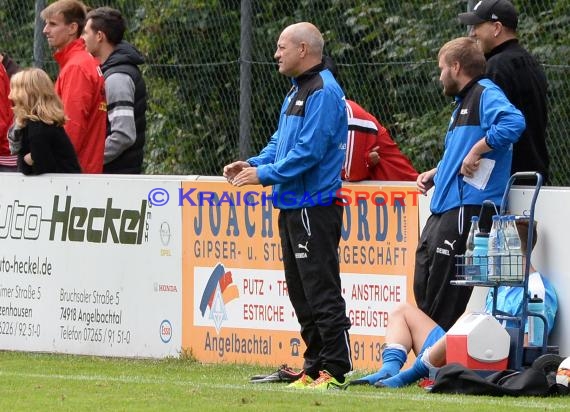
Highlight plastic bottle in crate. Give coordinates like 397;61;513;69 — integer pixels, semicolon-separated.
504;215;523;281
487;215;507;281
464;215;479;263
461;215;480;280
528;294;545;346
499;216;512;279
472;232;489;280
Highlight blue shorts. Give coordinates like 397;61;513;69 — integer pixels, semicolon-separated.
425;325;446;348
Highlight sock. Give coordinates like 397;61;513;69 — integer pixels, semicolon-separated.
357;344;407;384
376;347;432;388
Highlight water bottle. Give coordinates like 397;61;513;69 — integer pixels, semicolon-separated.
472;232;489;281
499;216;512;279
462;215;480;280
464;216;479;263
528;295;545;346
504;215;523;281
487;215;507;281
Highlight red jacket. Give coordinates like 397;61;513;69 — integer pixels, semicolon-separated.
54;38;107;173
342;100;418;182
0;63;16;167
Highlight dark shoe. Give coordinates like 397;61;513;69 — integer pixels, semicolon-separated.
278;365;304;382
250;364;303;384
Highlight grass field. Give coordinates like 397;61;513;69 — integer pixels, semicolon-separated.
0;351;567;411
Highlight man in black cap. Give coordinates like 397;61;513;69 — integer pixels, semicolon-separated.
458;0;549;184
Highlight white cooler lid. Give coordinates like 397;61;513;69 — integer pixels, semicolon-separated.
448;313;510;362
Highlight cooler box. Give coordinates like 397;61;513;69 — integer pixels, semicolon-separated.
446;313;510;370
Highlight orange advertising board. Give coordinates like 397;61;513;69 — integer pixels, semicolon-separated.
181;181;419;370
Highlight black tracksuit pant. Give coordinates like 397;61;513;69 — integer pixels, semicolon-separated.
278;203;352;379
414;205;484;331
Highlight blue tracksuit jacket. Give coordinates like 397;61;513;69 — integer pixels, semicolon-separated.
431;77;525;214
247;63;347;210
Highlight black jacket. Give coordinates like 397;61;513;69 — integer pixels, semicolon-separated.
101;41;147;174
18;121;81;175
485;39;549;183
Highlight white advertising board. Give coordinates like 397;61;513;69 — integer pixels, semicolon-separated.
0;174;182;357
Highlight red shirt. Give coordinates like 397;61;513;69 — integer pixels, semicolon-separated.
342;100;418;182
54;38;107;173
0;63;16;167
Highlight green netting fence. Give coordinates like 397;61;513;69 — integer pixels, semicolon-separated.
2;0;568;185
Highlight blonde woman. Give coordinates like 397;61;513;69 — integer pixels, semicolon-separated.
9;68;81;174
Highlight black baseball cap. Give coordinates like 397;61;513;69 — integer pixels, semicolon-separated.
458;0;518;30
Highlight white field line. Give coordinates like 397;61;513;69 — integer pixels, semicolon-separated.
0;370;565;410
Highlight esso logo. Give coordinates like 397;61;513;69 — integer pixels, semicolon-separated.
160;320;172;343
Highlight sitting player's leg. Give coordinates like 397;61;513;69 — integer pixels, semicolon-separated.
376;328;446;388
352;303;438;384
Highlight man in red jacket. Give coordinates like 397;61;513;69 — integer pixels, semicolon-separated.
41;0;107;173
0;55;16;172
342;100;418;182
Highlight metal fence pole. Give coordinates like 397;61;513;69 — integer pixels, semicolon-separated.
239;0;253;160
34;0;46;68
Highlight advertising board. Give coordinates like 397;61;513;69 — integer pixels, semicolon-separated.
0;175;182;357
181;181;419;368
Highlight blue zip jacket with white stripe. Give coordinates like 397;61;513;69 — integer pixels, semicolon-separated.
248;63;347;210
431;76;525;214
